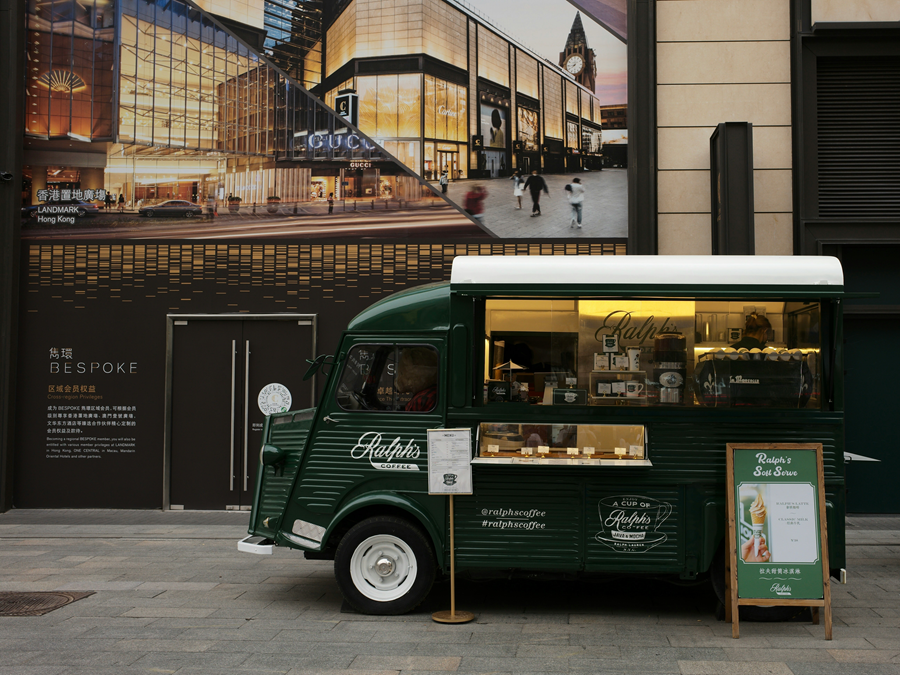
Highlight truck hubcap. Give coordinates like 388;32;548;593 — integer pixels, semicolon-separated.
349;534;418;602
374;555;395;577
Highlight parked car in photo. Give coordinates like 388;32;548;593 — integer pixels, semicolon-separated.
139;200;203;218
21;199;100;219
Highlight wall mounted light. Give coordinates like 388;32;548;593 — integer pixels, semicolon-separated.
37;70;87;93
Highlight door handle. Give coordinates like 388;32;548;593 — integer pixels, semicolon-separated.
244;340;250;492
230;339;236;492
323;415;338;424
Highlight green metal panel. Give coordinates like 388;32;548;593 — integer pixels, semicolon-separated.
347;283;451;333
453;476;584;569
450;323;469;409
290;410;438;515
586;486;683;572
275;334;447;553
647;418;845;480
323;491;445;558
247;410;314;539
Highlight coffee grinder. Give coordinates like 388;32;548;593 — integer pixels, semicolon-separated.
653;332;686;404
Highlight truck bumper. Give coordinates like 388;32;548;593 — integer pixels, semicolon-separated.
237;535;275;555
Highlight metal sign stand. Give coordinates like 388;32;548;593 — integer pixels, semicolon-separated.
426;428;475;624
432;494;474;624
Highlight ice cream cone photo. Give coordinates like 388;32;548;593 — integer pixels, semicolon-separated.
739;486;771;563
750;492;767;526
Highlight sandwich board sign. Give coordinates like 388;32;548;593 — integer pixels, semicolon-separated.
725;443;832;639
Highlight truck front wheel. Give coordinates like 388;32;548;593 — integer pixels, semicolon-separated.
334;516;435;615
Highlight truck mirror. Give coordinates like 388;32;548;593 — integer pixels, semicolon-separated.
260;444;286;468
304;353;337;380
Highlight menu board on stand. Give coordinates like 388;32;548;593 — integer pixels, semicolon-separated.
427;428;474;624
725;443;832;639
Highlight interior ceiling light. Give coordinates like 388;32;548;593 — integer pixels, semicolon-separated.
37;69;87;92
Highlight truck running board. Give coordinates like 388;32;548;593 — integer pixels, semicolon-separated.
237;535;274;555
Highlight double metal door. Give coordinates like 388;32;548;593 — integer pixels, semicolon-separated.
167;316;315;510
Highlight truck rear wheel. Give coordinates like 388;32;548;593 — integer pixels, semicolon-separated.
334;516;435;615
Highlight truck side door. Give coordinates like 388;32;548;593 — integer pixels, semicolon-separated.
282;339;445;537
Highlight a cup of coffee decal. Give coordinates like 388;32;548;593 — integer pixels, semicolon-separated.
596;495;673;553
625;381;644;397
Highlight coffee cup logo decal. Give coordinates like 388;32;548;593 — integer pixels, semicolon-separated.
595;495;673;553
442;473;457;486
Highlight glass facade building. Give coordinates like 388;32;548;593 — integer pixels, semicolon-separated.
262;0;322;88
22;0;428;207
320;0;604;180
25;0;116;141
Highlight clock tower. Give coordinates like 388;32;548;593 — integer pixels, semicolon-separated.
559;12;596;91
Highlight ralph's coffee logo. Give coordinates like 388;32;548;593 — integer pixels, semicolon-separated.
593;311;679;346
350;431;421;471
595;495;673;553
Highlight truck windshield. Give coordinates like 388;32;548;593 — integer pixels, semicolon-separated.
336;344;439;413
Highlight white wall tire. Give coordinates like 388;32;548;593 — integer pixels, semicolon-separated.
335;516;435;615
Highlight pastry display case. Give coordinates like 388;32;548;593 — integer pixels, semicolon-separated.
474;422;649;466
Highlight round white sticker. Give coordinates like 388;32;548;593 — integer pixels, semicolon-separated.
257;383;292;415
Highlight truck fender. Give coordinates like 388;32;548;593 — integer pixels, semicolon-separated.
324;492;443;559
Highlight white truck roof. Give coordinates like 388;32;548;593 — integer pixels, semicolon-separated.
450;256;843;288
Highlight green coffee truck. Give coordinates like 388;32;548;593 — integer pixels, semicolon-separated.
238;255;847;615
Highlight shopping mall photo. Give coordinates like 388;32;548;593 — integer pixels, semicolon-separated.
20;0;626;239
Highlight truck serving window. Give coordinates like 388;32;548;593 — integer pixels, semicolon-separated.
476;422;647;464
483;299;821;409
336;344;438;413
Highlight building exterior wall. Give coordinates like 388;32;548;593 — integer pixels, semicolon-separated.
541;65;563;141
322;0;602;179
477;24;509;88
326;0;467;77
811;0;900;23
656;0;793;256
193;0;266;29
515;50;539;99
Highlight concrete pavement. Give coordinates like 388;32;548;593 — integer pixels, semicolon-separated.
0;509;898;675
440;170;628;239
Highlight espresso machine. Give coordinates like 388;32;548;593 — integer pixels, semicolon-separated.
653;332;686;404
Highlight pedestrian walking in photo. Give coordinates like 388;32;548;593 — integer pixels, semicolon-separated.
104;192;113;210
565;177;585;229
439;170;449;194
327;192;334;214
117;193;125;212
463;184;488;225
510;170;524;209
523;170;548;216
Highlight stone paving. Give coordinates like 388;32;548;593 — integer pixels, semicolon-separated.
439;169;628;239
0;509;897;675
